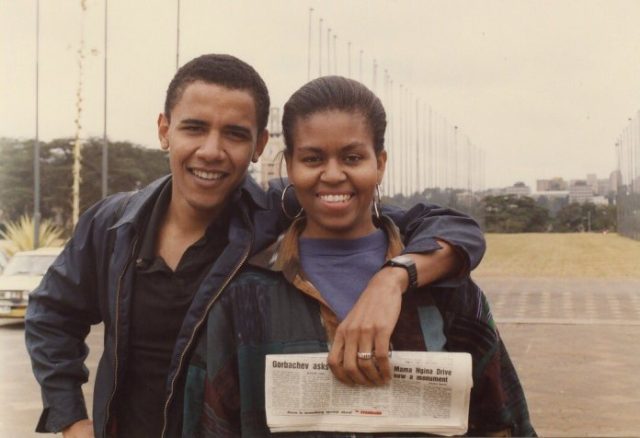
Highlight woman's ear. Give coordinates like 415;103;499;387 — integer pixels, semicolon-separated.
376;150;387;184
284;150;293;175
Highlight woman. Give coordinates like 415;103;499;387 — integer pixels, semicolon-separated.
183;76;535;437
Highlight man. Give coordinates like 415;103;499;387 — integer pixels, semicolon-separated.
25;54;485;437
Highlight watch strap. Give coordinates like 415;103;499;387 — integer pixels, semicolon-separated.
383;256;418;292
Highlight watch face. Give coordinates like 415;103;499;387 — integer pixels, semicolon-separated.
393;255;414;266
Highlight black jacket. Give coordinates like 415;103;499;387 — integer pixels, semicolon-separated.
25;175;485;437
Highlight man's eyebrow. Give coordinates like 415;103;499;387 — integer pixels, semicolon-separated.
178;118;209;127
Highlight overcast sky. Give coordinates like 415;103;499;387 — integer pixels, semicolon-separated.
2;0;639;189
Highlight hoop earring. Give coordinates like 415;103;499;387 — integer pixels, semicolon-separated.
281;184;304;220
372;184;382;220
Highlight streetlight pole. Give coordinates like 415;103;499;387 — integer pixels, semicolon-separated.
318;18;322;76
307;7;313;80
102;0;108;199
327;28;331;74
347;41;351;78
34;0;41;247
372;59;377;92
333;34;337;74
176;0;181;70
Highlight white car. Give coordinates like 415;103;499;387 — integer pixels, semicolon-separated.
0;247;62;318
0;249;8;274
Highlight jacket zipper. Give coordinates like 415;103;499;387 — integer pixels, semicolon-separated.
103;234;139;438
160;214;254;438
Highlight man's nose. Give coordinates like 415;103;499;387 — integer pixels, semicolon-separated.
196;133;225;161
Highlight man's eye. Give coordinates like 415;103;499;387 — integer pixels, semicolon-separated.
183;125;203;133
227;130;250;141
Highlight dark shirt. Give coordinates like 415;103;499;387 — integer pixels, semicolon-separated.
299;229;388;320
116;183;229;438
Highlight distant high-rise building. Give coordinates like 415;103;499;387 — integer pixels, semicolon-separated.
609;170;621;193
505;182;531;197
569;180;593;204
257;107;287;189
260;134;285;189
586;173;598;194
537;177;567;191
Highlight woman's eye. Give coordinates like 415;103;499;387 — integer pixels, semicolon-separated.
345;154;362;163
301;156;321;164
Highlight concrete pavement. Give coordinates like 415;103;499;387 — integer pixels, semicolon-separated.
1;276;639;437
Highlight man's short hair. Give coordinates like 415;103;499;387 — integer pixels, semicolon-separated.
164;54;270;133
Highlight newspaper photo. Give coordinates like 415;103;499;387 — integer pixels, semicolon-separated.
265;351;472;436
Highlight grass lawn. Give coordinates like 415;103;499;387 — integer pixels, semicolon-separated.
473;232;640;278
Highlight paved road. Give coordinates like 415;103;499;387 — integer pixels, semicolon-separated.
2;277;639;437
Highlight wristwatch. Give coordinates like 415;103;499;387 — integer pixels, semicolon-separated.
382;255;418;293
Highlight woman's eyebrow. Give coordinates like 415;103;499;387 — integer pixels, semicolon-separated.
342;142;367;151
296;145;324;153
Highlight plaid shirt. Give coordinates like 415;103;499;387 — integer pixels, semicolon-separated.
183;218;535;437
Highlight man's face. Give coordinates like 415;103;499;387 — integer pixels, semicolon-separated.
158;81;268;221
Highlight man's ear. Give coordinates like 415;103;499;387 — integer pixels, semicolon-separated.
252;129;269;162
376;150;387;184
158;112;170;150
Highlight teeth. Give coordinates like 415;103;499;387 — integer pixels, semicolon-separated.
319;194;351;203
192;169;225;180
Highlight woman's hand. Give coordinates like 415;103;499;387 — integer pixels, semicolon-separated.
327;267;405;386
327;240;460;386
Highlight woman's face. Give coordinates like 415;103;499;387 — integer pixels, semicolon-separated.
286;110;386;239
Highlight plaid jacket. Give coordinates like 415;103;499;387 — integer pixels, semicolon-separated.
183;218;535;437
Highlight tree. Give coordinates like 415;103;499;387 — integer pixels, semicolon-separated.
0;215;65;255
554;202;617;232
484;195;549;233
383;188;485;228
0;137;169;231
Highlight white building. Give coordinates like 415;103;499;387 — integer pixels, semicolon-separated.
504;182;531;197
259;134;286;189
569;181;594;204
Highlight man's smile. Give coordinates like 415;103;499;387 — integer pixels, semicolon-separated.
189;168;228;181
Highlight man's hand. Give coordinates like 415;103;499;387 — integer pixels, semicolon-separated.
327;240;461;386
62;419;94;438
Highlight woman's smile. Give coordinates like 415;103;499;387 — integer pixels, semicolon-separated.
286;110;386;240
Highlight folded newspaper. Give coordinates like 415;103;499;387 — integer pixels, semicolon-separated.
265;351;472;436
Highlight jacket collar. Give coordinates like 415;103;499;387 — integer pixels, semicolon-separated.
272;215;404;342
274;215;404;277
111;174;269;230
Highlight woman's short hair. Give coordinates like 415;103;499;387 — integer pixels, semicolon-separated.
282;76;386;154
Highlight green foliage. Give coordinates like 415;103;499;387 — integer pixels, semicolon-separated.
382;188;485;229
554;202;617;232
535;194;569;216
0;215;65;256
484;195;550;233
0;137;169;230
